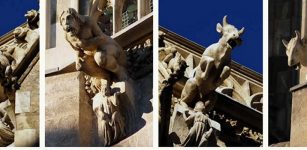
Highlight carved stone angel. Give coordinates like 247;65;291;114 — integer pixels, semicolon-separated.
181;101;213;147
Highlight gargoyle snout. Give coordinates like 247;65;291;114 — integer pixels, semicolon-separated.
232;33;239;39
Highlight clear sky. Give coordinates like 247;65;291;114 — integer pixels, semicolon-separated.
159;0;263;74
0;0;39;36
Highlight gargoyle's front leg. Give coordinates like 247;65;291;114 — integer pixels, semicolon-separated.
216;66;230;86
180;78;198;107
200;56;214;80
75;50;84;71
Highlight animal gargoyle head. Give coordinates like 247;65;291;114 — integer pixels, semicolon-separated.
282;30;302;68
25;9;39;29
60;8;84;36
216;16;245;48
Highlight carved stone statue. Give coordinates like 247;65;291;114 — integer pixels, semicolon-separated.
25;9;39;30
181;101;213;147
0;48;14;88
166;52;183;74
95;105;113;146
60;3;127;81
92;79;126;146
282;30;307;69
0;101;14;147
180;16;244;110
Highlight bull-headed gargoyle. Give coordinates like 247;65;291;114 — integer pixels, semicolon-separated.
180;16;244;110
282;30;307;70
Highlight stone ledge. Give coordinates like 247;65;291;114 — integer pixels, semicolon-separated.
290;82;307;92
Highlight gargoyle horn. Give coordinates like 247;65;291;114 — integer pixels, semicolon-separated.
295;30;301;40
282;39;288;47
238;27;245;35
223;15;228;26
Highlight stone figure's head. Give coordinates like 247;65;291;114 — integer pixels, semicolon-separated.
60;8;84;36
25;9;39;29
194;101;206;113
25;10;38;23
282;30;302;68
216;16;245;48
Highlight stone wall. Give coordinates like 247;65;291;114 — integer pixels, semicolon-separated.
14;61;39;146
45;72;93;146
290;83;307;146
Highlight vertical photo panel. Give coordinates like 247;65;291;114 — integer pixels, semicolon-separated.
159;0;263;147
0;0;40;147
45;0;153;147
269;0;307;147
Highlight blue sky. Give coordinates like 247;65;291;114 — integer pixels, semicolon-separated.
0;0;39;36
159;0;263;74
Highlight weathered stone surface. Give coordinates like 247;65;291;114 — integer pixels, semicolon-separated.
290;83;307;146
15;91;31;113
270;141;290;147
15;61;39;147
113;105;153;147
300;67;307;83
45;71;93;147
14;129;39;147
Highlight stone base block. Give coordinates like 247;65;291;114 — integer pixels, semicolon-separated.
14;129;39;147
45;72;93;146
290;83;307;146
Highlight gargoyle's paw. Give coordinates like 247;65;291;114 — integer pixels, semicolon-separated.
75;63;82;71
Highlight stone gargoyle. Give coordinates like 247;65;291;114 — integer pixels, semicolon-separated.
282;30;307;69
180;16;244;110
59;0;127;81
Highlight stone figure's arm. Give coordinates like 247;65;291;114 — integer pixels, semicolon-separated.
205;128;213;139
183;111;195;123
204;116;213;139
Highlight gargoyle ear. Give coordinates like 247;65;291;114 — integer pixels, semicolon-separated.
295;30;301;39
282;39;288;47
59;10;65;26
238;27;245;35
285;49;290;57
216;23;223;34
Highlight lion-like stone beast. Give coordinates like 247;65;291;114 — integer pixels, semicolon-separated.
60;8;127;81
